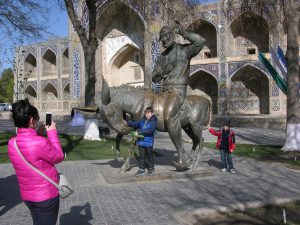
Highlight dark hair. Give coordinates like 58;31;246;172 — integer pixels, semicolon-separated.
144;106;153;113
223;121;230;127
12;99;39;128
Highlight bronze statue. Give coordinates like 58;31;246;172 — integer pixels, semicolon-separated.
99;23;209;171
99;82;212;171
151;22;206;167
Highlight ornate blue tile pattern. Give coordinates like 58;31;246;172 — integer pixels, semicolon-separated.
271;99;280;111
41;46;57;56
72;0;79;15
81;3;89;28
228;61;268;77
190;64;218;79
73;49;80;99
24;82;37;92
150;0;159;17
151;38;160;70
199;10;218;27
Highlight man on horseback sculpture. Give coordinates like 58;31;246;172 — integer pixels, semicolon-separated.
152;22;206;168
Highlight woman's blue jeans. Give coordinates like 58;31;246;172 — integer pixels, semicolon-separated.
24;196;59;225
220;148;234;169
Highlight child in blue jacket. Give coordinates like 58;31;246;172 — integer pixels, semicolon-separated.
126;107;157;176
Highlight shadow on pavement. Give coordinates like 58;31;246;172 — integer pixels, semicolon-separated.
59;203;93;225
0;174;22;216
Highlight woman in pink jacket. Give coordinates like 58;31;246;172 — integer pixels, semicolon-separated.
8;99;64;225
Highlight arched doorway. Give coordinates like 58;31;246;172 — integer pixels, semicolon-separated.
187;19;217;59
229;65;269;114
230;12;269;55
42;49;56;77
189;71;218;114
97;1;145;86
108;44;144;86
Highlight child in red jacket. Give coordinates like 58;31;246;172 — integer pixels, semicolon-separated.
208;122;236;174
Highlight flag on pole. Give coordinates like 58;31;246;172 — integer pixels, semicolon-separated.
270;46;287;82
259;52;287;95
277;45;287;68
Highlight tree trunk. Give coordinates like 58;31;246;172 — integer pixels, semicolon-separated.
282;7;300;151
84;47;96;106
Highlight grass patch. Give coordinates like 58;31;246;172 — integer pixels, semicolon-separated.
203;142;300;170
0;132;131;163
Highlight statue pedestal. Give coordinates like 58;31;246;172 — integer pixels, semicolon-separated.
100;161;213;184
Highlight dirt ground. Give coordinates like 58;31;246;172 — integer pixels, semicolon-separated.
175;201;300;225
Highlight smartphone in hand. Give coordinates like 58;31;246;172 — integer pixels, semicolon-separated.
46;112;52;126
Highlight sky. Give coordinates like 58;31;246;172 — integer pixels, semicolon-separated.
0;3;68;72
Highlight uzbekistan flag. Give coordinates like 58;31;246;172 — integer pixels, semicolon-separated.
259;51;287;95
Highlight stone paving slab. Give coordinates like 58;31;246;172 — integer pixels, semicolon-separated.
1;147;300;225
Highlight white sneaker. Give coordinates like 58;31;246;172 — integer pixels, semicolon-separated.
221;168;226;172
230;169;236;174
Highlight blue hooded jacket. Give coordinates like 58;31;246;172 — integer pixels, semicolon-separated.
127;114;157;147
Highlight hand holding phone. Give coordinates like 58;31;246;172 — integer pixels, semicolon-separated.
46;112;52;126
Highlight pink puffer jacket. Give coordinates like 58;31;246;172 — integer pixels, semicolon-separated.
8;128;64;202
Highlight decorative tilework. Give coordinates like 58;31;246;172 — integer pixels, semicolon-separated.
62;78;70;89
219;100;227;111
72;0;79;15
150;0;159;17
24;82;37;92
81;3;89;28
198;10;218;27
41;80;57;90
25;48;37;57
151;38;160;70
130;0;145;19
41;46;57;56
228;61;268;77
73;49;80;99
271;99;280;111
219;87;227;97
190;64;218;79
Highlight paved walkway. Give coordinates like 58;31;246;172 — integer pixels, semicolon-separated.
0;118;297;225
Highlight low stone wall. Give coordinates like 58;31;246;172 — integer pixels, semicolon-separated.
211;115;286;129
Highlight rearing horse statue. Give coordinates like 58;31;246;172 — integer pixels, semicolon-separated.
98;79;212;171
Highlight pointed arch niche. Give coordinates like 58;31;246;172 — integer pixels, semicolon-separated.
62;48;69;75
107;44;144;86
229;12;269;56
24;53;37;79
189;70;218;114
187;19;217;59
63;83;70;100
42;83;58;100
97;1;145;86
42;49;56;77
229;65;270;114
24;85;37;102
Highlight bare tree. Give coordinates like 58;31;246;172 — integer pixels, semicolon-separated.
0;0;51;70
63;0;98;106
222;0;300;151
0;0;50;41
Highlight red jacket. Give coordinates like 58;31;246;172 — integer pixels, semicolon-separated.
209;128;236;153
8;128;64;202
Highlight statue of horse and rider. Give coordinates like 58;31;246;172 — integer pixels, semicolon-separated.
98;22;212;171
